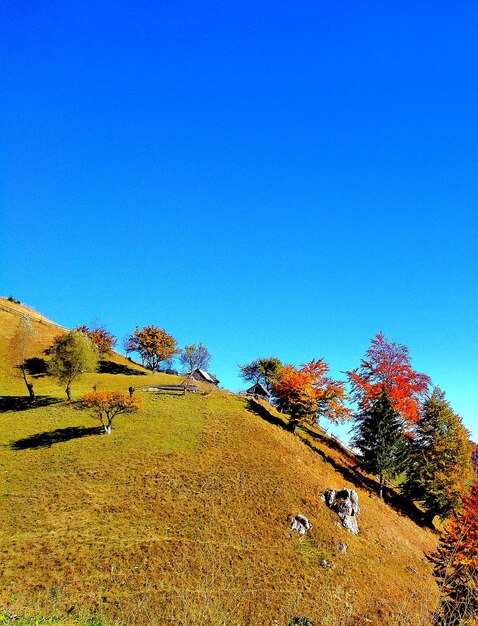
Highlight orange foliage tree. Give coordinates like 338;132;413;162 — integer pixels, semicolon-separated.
81;390;141;434
125;325;180;372
273;359;351;432
432;479;478;625
75;324;117;356
347;332;431;428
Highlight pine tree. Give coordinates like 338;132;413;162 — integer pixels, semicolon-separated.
432;480;478;625
402;388;474;525
351;386;409;498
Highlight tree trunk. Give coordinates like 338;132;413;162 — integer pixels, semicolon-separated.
379;474;384;499
288;417;298;434
66;384;72;401
21;365;34;401
26;382;35;401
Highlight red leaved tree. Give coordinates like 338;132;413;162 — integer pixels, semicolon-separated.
347;332;431;427
432;479;478;624
273;359;351;433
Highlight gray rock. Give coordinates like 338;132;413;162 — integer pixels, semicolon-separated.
290;514;312;535
320;559;332;568
324;488;360;535
336;542;348;554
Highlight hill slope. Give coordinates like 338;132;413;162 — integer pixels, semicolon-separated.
0;299;438;625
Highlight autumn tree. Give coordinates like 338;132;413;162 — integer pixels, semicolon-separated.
239;357;282;393
75;324;117;356
11;313;37;401
347;332;431;429
351;386;409;498
125;325;180;372
273;359;350;433
402;388;474;525
81;390;141;434
46;330;98;400
179;343;211;373
472;443;478;471
432;479;478;625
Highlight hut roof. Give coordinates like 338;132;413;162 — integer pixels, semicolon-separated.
246;381;271;397
193;369;219;384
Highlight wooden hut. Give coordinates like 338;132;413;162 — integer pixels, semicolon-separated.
191;369;220;385
246;381;271;399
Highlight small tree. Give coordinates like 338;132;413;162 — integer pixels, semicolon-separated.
179;343;211;373
75;324;117;356
239;357;282;393
432;479;478;625
402;388;474;524
125;325;180;372
273;359;351;433
81;390;141;434
46;330;98;400
351;385;409;498
11;313;37;400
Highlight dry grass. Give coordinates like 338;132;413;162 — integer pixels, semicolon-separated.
0;298;439;625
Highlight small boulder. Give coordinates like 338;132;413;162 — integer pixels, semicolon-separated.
324;488;360;535
335;542;348;554
288;618;314;626
290;514;312;535
320;559;332;568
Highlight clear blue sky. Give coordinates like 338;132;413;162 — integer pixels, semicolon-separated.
2;1;477;441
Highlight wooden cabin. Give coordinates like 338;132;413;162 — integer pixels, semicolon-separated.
246;381;271;399
191;369;220;385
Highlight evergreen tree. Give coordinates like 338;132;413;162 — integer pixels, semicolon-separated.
432;480;478;625
402;388;474;525
351;385;408;498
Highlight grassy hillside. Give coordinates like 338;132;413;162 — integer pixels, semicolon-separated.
0;298;439;625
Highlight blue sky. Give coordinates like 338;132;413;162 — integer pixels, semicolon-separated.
2;1;477;441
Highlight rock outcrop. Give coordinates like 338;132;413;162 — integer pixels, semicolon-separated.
323;488;360;535
290;514;312;535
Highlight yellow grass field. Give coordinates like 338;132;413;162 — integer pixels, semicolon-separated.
0;298;439;625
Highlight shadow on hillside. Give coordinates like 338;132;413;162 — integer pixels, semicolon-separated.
98;359;146;375
245;398;288;429
246;399;431;529
0;396;61;412
10;426;104;450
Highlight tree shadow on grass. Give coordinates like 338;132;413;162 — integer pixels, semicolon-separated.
0;396;62;412
98;359;146;375
10;426;104;450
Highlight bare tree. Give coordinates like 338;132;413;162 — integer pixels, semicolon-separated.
179;343;211;373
